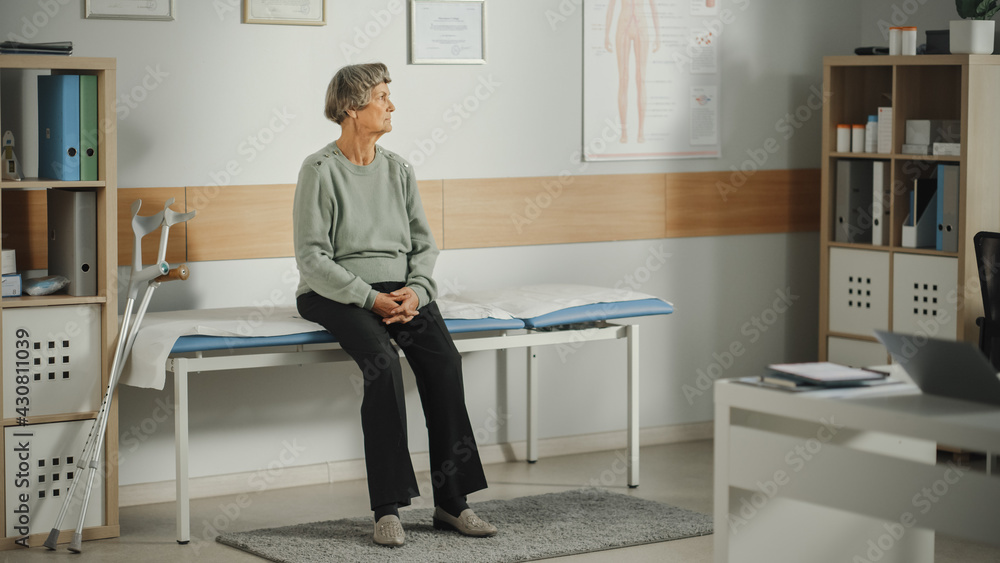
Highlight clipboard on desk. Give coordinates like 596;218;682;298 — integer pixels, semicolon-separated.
765;362;888;387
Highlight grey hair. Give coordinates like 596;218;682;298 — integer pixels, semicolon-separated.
324;63;392;124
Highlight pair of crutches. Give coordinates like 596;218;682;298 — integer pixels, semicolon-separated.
44;198;195;553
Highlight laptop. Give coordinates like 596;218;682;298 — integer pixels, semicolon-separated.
874;330;1000;407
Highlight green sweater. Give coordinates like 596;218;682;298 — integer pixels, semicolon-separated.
293;141;439;310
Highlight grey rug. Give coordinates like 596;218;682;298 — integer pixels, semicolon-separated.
216;488;713;563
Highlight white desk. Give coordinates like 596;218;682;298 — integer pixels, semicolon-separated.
713;379;1000;563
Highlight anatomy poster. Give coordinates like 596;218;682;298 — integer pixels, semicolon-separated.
584;0;722;160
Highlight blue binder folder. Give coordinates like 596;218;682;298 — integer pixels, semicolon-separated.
37;74;81;181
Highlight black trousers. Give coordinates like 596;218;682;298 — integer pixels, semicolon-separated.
297;283;488;510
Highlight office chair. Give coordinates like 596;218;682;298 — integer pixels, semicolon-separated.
974;231;1000;475
975;231;1000;372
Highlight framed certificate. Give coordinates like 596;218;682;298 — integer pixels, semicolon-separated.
85;0;175;21
410;0;486;64
243;0;326;26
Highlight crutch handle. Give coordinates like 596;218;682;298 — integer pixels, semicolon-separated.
154;264;189;282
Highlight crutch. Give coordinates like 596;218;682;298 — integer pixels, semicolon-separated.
44;199;195;552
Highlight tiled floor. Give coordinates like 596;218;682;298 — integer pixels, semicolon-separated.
8;440;999;562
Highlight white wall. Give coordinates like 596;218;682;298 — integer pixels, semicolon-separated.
0;0;862;487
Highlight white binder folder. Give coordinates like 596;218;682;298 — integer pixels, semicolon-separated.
872;161;890;246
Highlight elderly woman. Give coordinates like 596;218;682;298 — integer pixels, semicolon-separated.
293;63;497;547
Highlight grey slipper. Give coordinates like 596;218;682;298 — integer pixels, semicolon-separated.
373;514;405;546
432;507;498;537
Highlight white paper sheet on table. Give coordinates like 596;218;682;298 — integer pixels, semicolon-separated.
120;306;319;390
440;284;661;319
120;285;668;390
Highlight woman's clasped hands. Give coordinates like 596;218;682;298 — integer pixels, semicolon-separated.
373;287;420;325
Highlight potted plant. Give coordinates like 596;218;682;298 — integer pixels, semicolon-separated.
951;0;1000;54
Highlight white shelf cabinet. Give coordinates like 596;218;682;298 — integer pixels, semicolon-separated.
0;55;119;549
819;55;1000;363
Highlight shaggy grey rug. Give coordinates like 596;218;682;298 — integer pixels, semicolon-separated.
216;488;712;563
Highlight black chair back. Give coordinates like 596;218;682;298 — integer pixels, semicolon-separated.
974;231;1000;370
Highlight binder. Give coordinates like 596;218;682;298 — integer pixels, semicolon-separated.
835;160;873;243
37;74;81;181
47;188;97;296
79;75;98;182
936;164;960;252
901;178;937;248
872;161;890;245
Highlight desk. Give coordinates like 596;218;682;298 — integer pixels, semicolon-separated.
713;379;1000;563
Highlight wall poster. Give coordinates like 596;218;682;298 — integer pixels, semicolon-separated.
583;0;722;161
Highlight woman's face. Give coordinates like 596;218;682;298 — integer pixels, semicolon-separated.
354;82;394;135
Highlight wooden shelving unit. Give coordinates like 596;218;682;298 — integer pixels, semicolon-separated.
819;55;1000;365
0;54;118;549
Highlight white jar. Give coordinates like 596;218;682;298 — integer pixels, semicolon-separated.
889;27;902;55
852;124;866;153
902;26;917;55
837;124;851;153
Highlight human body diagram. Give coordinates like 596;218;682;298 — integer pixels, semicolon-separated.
604;0;661;143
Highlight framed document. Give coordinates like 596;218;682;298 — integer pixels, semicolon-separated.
243;0;326;26
85;0;174;21
410;0;486;64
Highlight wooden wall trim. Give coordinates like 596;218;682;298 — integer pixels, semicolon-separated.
186;184;295;262
665;169;821;238
112;182;444;266
1;190;47;270
417;179;444;248
442;174;667;249
4;169;820;270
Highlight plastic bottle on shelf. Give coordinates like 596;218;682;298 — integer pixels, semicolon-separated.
852;124;865;153
837;124;851;153
902;27;917;56
889;27;902;55
865;115;878;153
